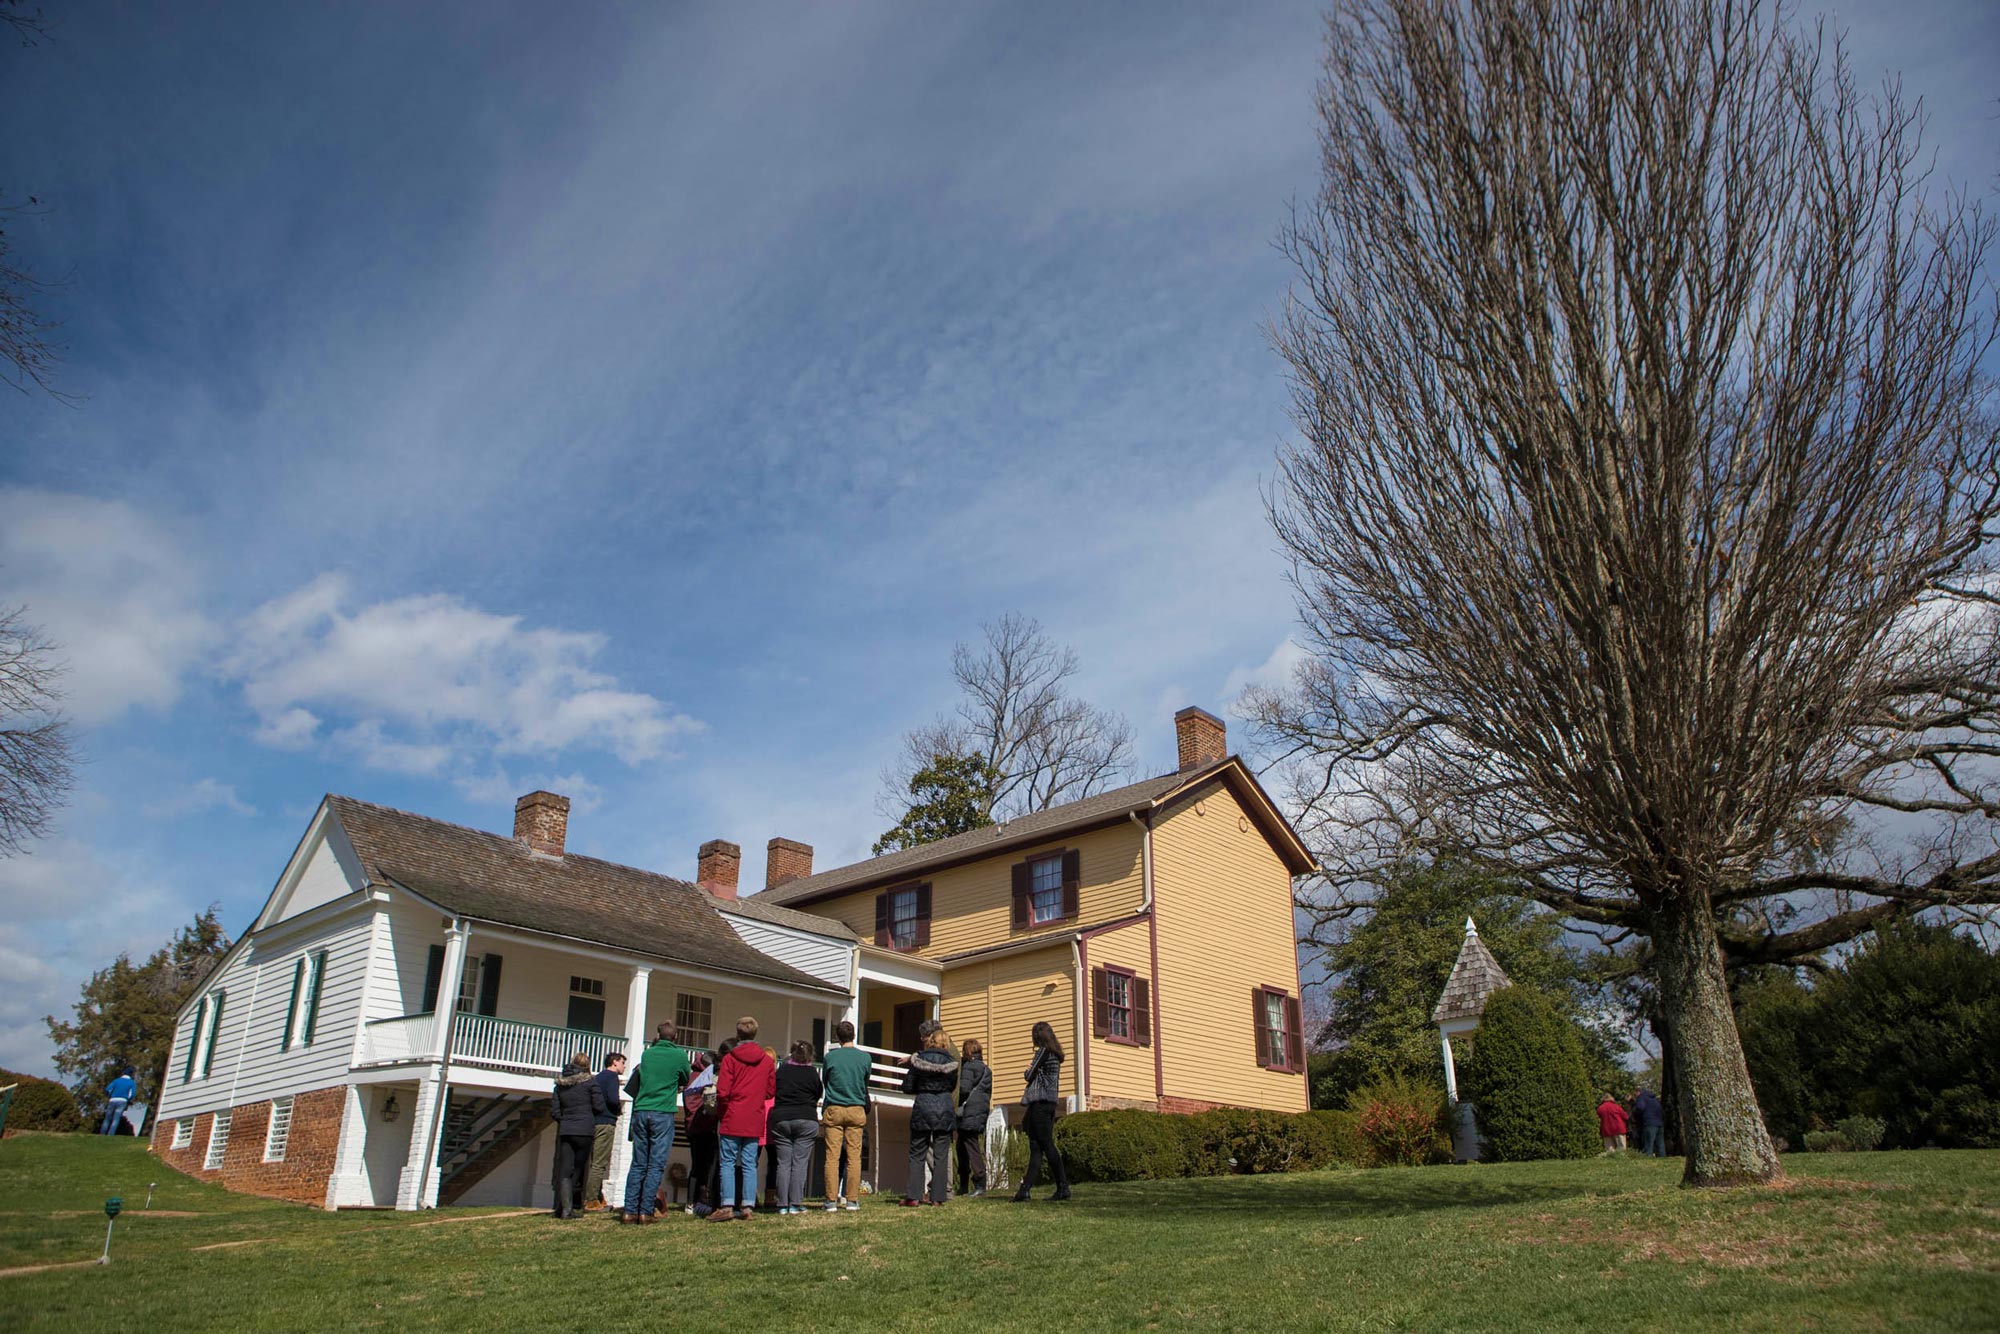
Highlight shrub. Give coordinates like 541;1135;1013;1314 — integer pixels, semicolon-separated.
1299;1109;1365;1168
1834;1115;1885;1152
1054;1109;1198;1182
0;1069;84;1133
1348;1072;1449;1166
1802;1129;1851;1153
1459;987;1599;1162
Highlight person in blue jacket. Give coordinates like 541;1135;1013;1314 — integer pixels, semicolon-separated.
1632;1087;1667;1157
101;1067;137;1135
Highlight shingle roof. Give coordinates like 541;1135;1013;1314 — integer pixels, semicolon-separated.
755;760;1237;907
707;888;857;941
326;795;845;995
1431;918;1512;1025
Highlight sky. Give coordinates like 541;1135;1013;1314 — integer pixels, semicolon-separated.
2;0;1995;1079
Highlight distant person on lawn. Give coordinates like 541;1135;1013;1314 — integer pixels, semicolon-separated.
680;1051;720;1216
711;1017;776;1221
821;1019;870;1212
101;1066;137;1136
551;1052;608;1219
901;1019;961;1207
955;1037;992;1198
584;1051;626;1211
1013;1021;1071;1202
1597;1093;1629;1153
770;1040;825;1214
1632;1087;1666;1157
620;1021;691;1225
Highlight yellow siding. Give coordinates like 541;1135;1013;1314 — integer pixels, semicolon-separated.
939;946;1076;1101
804;821;1145;961
1152;779;1309;1112
1084;919;1156;1103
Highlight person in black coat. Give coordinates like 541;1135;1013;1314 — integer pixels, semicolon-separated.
955;1038;992;1197
550;1052;608;1219
901;1019;961;1206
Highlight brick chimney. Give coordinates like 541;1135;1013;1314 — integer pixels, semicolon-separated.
514;790;570;856
697;839;742;900
1174;706;1227;772
766;837;814;890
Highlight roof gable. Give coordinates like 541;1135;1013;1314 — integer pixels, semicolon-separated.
1431;918;1512;1025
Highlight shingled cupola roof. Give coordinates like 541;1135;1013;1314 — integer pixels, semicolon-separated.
1431;916;1512;1025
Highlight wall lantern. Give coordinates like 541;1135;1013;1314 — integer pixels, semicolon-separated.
381;1094;401;1123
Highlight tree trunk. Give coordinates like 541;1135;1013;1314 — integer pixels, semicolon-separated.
1649;891;1782;1186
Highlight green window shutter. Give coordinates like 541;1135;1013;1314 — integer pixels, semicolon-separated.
476;954;503;1017
283;958;306;1051
421;945;445;1013
183;998;207;1083
201;992;227;1077
302;951;327;1045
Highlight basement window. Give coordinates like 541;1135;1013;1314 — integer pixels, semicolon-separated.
264;1097;293;1162
205;1111;232;1170
172;1118;193;1149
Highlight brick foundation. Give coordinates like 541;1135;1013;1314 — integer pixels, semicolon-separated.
151;1085;349;1208
1157;1095;1235;1115
1081;1094;1273;1115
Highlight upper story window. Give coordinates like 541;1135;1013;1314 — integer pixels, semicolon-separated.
421;947;503;1017
184;990;226;1082
675;993;713;1051
1091;965;1151;1047
1011;849;1080;930
567;976;606;1034
1253;985;1304;1074
873;882;932;951
456;956;483;1013
283;951;327;1051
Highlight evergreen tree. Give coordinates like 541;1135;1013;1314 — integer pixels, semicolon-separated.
1461;986;1600;1162
874;751;1001;854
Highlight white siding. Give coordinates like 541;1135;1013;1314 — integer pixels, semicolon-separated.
720;914;853;989
368;897;447;1021
277;836;358;922
155;909;376;1122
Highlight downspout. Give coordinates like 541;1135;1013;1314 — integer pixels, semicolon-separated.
1071;937;1087;1112
1131;807;1165;1100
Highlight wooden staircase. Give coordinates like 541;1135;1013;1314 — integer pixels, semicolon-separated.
437;1094;544;1205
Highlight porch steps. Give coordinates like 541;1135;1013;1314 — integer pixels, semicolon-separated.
437;1095;544;1206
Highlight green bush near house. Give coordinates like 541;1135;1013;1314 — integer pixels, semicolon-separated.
0;1069;85;1133
1346;1071;1450;1166
1460;987;1599;1162
1837;1115;1886;1152
1054;1109;1198;1181
1053;1106;1360;1182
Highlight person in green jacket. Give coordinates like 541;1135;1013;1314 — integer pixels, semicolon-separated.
820;1019;872;1211
620;1020;692;1223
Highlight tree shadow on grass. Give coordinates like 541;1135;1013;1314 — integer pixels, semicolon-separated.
1061;1167;1640;1221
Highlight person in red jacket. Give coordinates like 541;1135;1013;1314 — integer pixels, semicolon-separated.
1597;1093;1629;1153
710;1017;776;1221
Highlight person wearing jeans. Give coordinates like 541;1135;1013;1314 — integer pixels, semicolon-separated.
101;1067;138;1136
769;1040;824;1214
710;1016;776;1221
620;1021;691;1224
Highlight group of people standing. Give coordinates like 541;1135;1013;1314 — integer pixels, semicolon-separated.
1595;1087;1667;1156
548;1013;1073;1221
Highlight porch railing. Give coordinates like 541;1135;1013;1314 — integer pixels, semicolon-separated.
357;1012;627;1078
857;1043;910;1094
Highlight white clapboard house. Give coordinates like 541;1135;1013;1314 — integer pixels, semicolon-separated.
151;791;939;1210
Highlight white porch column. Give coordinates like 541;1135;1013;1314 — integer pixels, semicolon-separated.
324;1084;372;1210
604;965;650;1210
396;921;470;1210
1440;1027;1459;1103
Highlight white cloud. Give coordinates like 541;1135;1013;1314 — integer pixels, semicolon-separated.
1222;636;1308;702
226;574;702;780
143;778;257;820
0;489;212;725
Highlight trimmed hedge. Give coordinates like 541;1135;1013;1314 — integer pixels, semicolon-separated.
1052;1106;1362;1183
1460;987;1599;1162
0;1069;84;1133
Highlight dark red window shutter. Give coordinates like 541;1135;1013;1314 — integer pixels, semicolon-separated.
1010;861;1031;929
1134;977;1152;1047
874;892;891;948
1252;987;1271;1069
1061;849;1081;919
913;883;933;948
1284;994;1304;1072
1091;968;1110;1039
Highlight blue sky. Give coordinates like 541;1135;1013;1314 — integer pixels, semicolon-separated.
2;1;1995;1076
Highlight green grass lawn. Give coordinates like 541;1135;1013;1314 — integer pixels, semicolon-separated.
1;1136;1995;1331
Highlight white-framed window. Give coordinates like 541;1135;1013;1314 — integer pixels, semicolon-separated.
171;1118;194;1149
888;886;922;947
675;993;713;1051
185;990;227;1082
1106;970;1133;1040
1028;854;1064;924
204;1111;232;1170
456;955;483;1013
567;976;606;1032
264;1097;293;1162
284;952;326;1050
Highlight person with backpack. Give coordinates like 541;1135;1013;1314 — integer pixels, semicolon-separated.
710;1017;776;1221
770;1040;825;1214
901;1019;961;1206
550;1052;608;1220
955;1038;992;1197
820;1019;871;1212
618;1021;690;1224
1013;1021;1070;1202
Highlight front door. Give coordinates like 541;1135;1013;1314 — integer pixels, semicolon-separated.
892;1001;925;1054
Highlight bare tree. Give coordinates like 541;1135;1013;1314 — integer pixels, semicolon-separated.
1259;0;1998;1186
0;604;76;854
883;614;1134;824
2;0;65;399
